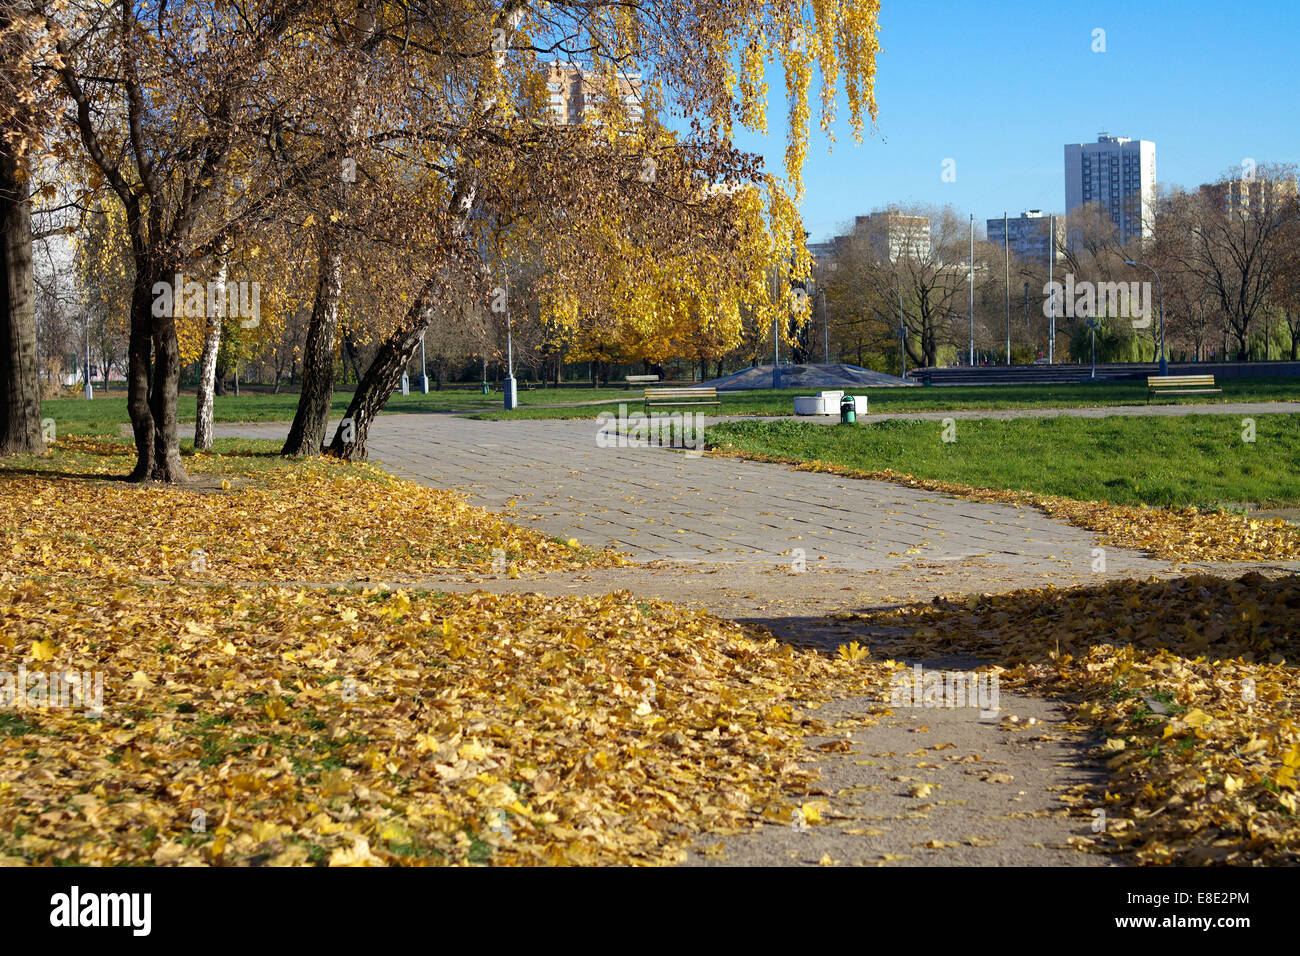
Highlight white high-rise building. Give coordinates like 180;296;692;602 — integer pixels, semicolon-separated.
1064;134;1156;246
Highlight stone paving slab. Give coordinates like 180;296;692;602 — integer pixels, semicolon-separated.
216;414;1171;577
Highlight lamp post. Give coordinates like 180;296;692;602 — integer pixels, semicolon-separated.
83;315;93;400
968;214;974;365
1086;317;1099;379
1125;259;1166;375
1047;214;1055;363
772;313;780;389
817;289;828;364
501;272;517;410
1003;211;1010;365
898;289;907;377
419;331;429;393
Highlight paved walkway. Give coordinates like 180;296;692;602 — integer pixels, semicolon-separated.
212;409;1297;867
780;399;1297;426
217;414;1170;577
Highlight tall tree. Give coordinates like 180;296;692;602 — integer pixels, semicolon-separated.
312;0;881;459
840;205;975;368
1270;194;1300;360
0;1;60;456
193;240;228;451
281;0;379;456
1158;165;1299;360
50;0;322;480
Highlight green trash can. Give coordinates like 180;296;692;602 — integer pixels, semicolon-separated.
839;395;856;424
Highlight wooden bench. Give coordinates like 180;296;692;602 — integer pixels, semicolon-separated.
644;386;720;413
1147;374;1221;402
624;374;660;389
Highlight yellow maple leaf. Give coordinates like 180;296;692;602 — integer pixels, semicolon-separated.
836;641;869;662
800;800;827;824
329;838;386;867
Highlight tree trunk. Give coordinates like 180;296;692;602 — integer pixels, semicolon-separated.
148;300;187;481
342;325;364;384
124;263;157;479
283;230;343;455
280;1;377;456
194;251;227;451
0;140;44;456
326;280;437;461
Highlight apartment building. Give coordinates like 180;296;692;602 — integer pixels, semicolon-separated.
546;62;644;126
1064;134;1157;245
986;210;1063;264
852;211;932;261
1200;175;1298;217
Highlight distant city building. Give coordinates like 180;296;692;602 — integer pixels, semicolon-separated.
1064;134;1156;245
1200;176;1298;218
546;62;644;126
807;240;836;263
852;211;932;261
986;210;1063;264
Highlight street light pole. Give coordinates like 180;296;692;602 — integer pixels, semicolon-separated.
1125;259;1167;375
1087;318;1098;379
502;270;517;409
419;331;429;393
819;289;828;364
83;315;93;400
1047;214;1055;363
968;214;974;365
1003;212;1010;365
898;289;906;377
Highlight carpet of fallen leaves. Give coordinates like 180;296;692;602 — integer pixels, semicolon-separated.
0;438;618;582
0;581;884;866
0;442;890;865
707;447;1300;563
853;571;1300;865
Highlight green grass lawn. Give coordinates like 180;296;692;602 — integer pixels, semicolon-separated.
705;414;1300;510
472;376;1300;421
44;377;1300;435
41;386;628;436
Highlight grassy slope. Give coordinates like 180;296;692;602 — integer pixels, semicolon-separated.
706;414;1300;510
41;387;628;436
472;377;1300;421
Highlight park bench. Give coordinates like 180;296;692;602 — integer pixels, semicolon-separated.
624;374;661;389
643;386;720;413
1147;374;1221;402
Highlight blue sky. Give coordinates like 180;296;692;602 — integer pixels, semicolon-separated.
724;0;1300;242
